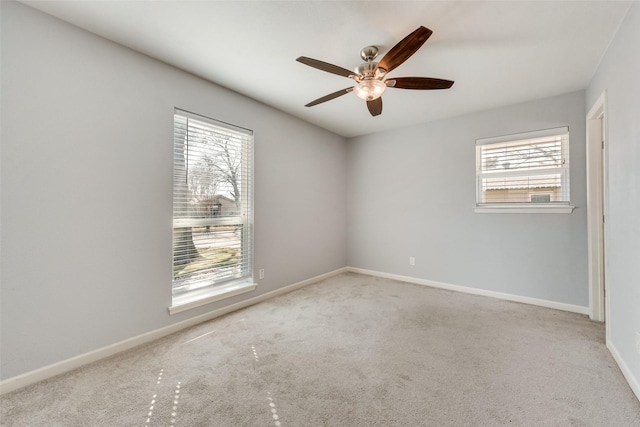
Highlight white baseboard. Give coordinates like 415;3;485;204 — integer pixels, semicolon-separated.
346;267;591;315
607;340;640;402
0;267;348;395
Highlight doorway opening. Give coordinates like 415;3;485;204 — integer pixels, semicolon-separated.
586;92;607;330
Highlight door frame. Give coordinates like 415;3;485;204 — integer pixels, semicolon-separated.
586;91;608;327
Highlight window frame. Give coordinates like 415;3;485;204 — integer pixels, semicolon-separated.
169;109;255;314
474;127;575;214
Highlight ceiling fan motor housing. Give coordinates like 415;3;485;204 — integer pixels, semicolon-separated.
355;61;379;80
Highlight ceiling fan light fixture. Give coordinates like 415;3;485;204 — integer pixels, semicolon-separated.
298;26;452;116
354;79;386;101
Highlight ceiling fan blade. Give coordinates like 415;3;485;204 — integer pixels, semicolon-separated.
376;26;433;75
386;77;454;90
367;98;382;116
296;56;355;78
305;87;354;107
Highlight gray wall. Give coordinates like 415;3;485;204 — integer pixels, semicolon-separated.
0;1;347;380
347;91;588;306
586;2;640;394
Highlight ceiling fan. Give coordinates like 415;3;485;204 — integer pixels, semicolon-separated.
296;26;454;117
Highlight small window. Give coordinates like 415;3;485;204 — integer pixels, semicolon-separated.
171;109;254;313
475;127;574;213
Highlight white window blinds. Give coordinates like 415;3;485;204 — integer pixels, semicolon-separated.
172;109;253;304
476;127;570;205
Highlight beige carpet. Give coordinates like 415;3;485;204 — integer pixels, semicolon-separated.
1;273;639;426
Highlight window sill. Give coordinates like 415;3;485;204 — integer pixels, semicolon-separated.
474;204;575;214
169;280;257;315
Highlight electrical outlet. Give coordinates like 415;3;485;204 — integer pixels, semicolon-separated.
636;331;640;356
409;257;415;266
259;269;265;280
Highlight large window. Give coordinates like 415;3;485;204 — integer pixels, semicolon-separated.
171;109;254;313
475;127;573;213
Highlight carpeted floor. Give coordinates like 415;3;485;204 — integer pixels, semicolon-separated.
1;272;639;426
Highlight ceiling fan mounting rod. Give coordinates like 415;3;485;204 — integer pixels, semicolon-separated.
357;46;384;80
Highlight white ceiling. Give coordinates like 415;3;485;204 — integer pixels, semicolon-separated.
22;1;632;138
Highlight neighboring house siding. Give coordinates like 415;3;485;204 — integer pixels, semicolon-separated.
190;195;238;217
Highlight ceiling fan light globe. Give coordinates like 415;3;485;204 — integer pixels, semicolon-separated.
354;79;386;101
